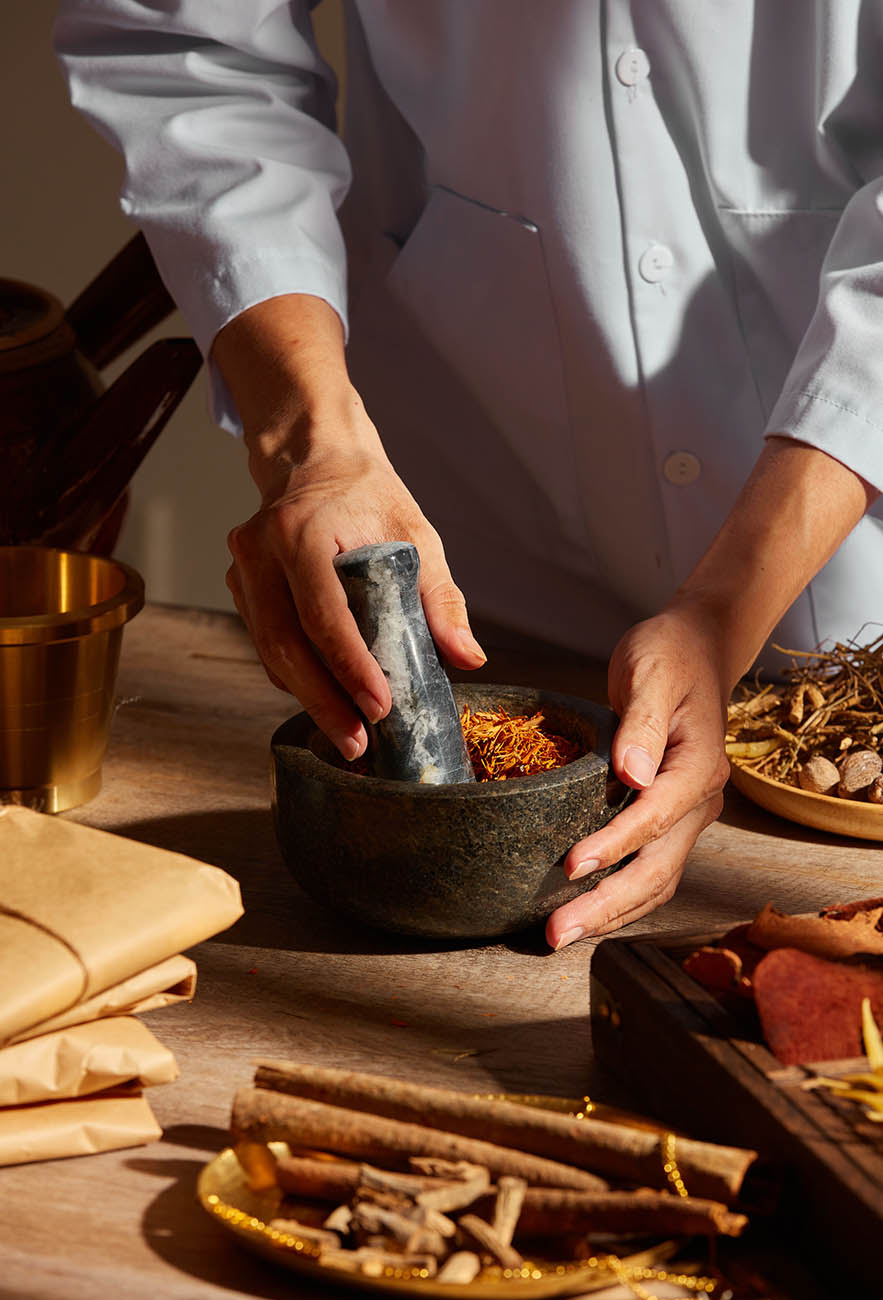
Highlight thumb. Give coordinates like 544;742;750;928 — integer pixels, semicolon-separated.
609;684;673;790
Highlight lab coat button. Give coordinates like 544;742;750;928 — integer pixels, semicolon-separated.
663;452;702;485
639;244;674;283
615;48;651;86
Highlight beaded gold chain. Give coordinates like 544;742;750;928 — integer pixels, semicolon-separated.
609;1254;709;1299
661;1130;690;1198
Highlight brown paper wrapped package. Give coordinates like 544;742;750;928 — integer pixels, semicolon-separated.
0;1016;178;1106
0;1093;161;1166
0;806;242;1043
8;953;196;1044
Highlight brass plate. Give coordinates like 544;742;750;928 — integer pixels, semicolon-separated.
730;762;883;842
197;1134;682;1299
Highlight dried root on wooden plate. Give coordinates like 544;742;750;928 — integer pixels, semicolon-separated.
225;1061;753;1287
726;631;883;799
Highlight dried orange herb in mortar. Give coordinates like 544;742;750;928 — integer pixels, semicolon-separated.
460;706;582;781
342;707;582;780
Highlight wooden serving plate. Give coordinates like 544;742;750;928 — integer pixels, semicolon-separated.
590;928;883;1291
729;763;883;841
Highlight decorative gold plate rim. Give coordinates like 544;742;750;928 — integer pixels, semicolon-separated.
197;1094;708;1300
729;762;883;842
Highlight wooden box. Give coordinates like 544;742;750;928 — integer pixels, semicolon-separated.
590;929;882;1288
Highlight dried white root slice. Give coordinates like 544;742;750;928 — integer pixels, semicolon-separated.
491;1175;527;1247
318;1246;438;1277
458;1213;523;1269
437;1251;482;1283
268;1218;340;1249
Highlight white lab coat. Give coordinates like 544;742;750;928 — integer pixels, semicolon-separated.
54;1;883;664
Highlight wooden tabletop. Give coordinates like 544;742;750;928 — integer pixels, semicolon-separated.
2;603;878;1299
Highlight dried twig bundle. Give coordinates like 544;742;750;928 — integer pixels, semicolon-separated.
726;628;883;794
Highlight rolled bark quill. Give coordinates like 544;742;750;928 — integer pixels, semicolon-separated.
747;898;883;960
270;1155;746;1238
274;1154;472;1204
478;1187;747;1239
333;542;475;783
231;1087;607;1192
251;1060;756;1204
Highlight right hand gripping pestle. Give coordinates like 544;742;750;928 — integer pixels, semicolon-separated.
333;542;476;784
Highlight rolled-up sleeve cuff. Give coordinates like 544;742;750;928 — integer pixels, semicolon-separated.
146;239;350;434
766;387;883;497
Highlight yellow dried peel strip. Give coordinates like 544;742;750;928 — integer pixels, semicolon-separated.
805;1001;883;1123
861;997;883;1072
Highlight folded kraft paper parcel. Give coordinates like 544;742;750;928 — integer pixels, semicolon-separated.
0;806;243;1164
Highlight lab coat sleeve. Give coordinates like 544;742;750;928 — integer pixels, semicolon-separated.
52;0;352;432
766;179;883;497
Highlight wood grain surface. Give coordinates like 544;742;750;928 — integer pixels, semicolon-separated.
1;604;876;1299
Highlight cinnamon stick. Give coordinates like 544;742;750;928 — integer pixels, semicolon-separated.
747;900;883;960
276;1153;453;1203
231;1087;607;1191
276;1152;363;1201
252;1060;755;1202
478;1187;747;1239
271;1152;745;1239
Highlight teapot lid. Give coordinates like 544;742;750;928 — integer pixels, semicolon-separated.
0;279;78;372
0;279;66;351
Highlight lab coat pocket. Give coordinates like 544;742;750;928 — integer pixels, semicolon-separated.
721;208;843;418
347;185;595;575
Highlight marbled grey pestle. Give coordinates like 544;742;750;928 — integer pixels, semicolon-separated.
333;542;476;784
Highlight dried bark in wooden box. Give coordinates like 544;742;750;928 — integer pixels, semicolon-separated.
590;929;882;1289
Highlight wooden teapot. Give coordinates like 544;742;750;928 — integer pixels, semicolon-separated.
0;234;201;554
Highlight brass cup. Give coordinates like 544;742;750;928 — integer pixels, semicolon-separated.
0;547;144;812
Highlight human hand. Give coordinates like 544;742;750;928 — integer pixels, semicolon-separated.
226;414;486;760
543;434;878;950
545;604;732;949
214;294;485;759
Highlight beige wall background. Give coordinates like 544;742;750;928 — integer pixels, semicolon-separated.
2;1;345;611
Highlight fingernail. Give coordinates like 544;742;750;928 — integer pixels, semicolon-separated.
355;691;385;724
333;732;362;762
457;628;487;664
568;856;601;881
623;745;656;788
554;926;586;951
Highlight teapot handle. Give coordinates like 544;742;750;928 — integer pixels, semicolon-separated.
32;337;202;553
65;232;177;371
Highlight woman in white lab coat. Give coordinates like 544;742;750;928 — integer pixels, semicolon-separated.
54;1;882;947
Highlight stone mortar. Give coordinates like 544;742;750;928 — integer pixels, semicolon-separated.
271;682;632;939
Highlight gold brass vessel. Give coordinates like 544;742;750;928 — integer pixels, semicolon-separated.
0;547;143;812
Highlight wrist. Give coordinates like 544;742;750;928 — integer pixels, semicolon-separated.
663;438;873;689
657;588;751;695
246;397;387;502
211;292;386;498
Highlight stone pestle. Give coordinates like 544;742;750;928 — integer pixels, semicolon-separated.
333;542;476;784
